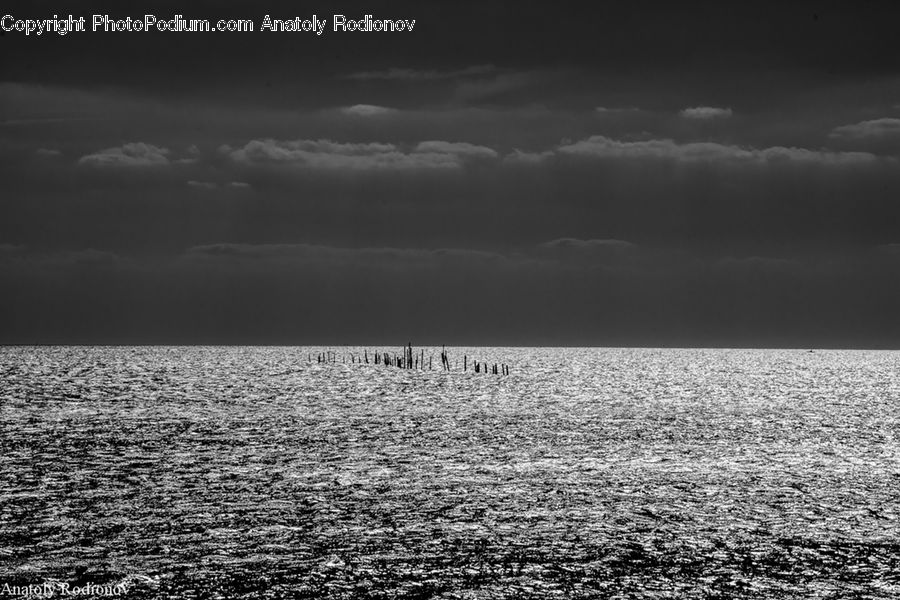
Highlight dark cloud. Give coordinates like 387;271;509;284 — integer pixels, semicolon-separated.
2;241;898;346
4;1;900;345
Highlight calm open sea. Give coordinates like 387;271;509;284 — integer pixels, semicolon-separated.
1;346;898;598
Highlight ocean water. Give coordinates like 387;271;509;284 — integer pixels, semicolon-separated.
1;346;898;599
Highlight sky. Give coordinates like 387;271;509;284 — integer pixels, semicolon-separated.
2;0;900;346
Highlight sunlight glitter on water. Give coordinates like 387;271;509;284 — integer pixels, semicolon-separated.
1;346;899;598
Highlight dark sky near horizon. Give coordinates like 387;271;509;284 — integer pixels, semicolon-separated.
2;0;900;345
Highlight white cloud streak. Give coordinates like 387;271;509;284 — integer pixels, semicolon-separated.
340;104;398;117
679;106;733;119
549;136;880;165
226;138;499;170
78;142;170;167
829;118;900;140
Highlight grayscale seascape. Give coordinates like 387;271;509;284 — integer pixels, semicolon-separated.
2;346;898;598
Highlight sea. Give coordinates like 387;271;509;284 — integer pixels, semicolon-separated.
1;346;898;599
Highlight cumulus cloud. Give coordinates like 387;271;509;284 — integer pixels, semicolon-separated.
36;148;62;157
829;118;900;140
343;64;496;81
340;104;398;117
226;138;499;170
679;106;733;119
414;140;498;160
78;142;170;167
548;135;879;165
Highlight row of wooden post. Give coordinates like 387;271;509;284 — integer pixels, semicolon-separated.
307;344;510;375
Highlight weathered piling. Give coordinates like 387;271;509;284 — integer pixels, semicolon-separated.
309;344;511;376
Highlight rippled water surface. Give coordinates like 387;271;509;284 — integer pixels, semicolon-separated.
1;346;899;598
